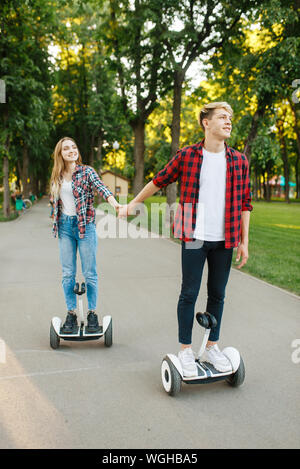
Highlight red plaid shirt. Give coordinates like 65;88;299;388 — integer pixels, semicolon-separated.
152;139;253;248
52;165;113;239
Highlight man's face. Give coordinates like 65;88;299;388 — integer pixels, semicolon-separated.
203;108;232;140
61;139;78;163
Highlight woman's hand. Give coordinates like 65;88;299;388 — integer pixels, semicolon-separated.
118;202;138;218
107;196;121;213
118;204;129;218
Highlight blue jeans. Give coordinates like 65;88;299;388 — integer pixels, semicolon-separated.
58;213;98;311
177;240;233;344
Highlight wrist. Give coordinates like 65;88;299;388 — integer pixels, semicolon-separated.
108;195;118;207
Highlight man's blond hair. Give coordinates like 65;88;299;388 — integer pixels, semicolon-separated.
198;102;233;131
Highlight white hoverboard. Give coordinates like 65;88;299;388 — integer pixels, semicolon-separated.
50;281;112;349
161;312;245;396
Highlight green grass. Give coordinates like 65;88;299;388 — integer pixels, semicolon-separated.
100;195;300;296
0;212;19;222
243;201;300;296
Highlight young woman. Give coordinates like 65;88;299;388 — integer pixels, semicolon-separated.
50;137;120;334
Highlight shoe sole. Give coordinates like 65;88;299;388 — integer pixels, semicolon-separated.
183;371;198;378
86;326;101;333
60;324;78;334
203;360;231;373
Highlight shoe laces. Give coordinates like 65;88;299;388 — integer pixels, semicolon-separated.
180;348;195;365
66;312;76;322
206;344;228;362
87;311;97;320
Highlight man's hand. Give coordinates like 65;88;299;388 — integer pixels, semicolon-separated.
235;242;249;269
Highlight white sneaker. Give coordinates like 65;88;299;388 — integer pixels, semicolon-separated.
202;344;232;373
178;347;198;377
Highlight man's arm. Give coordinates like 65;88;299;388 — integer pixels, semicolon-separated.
118;148;182;218
236;210;250;269
236;154;253;269
118;181;160;217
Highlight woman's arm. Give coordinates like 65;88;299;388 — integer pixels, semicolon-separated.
88;167;120;210
107;195;121;211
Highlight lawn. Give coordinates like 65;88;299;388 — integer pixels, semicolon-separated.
243;201;300;296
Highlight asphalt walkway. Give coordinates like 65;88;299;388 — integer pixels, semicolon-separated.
0;198;299;449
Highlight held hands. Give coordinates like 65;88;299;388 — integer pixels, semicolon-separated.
117;202;137;218
107;195;137;218
117;204;128;218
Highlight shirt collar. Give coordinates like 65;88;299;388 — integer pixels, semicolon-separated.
198;138;232;161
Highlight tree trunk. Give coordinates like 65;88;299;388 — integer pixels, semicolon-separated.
166;70;184;225
266;171;271;202
262;172;267;201
132;120;145;196
89;133;95;167
277;119;290;203
3;155;10;217
21;144;30;198
254;169;259;201
96;135;103;169
243;102;266;169
281;136;290;203
2;106;10;217
288;98;300;198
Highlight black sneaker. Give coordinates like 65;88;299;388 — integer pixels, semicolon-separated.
62;312;78;334
87;311;101;333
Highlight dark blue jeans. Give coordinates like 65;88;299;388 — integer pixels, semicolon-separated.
177;240;233;344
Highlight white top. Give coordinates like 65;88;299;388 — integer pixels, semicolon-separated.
193;147;226;241
60;179;77;216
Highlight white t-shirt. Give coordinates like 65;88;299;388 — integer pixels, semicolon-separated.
193;147;226;241
60;179;77;216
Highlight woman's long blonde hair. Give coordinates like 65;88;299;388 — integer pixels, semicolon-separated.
50;137;83;198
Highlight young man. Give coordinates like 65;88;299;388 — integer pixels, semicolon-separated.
118;102;253;377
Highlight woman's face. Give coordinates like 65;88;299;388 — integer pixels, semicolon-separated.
61;139;78;163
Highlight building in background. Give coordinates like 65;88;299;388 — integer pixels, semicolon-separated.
101;170;129;196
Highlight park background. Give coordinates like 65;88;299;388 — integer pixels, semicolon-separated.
0;0;299;296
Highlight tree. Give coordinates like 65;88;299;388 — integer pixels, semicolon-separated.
0;0;56;216
197;0;300;201
158;0;261;217
52;0;131;175
108;0;172;195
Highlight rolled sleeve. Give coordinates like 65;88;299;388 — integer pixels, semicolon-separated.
152;149;182;188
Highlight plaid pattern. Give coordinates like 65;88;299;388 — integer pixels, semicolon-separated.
152;139;253;248
52;165;113;239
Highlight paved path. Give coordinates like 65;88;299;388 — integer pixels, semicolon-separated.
0;198;299;449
